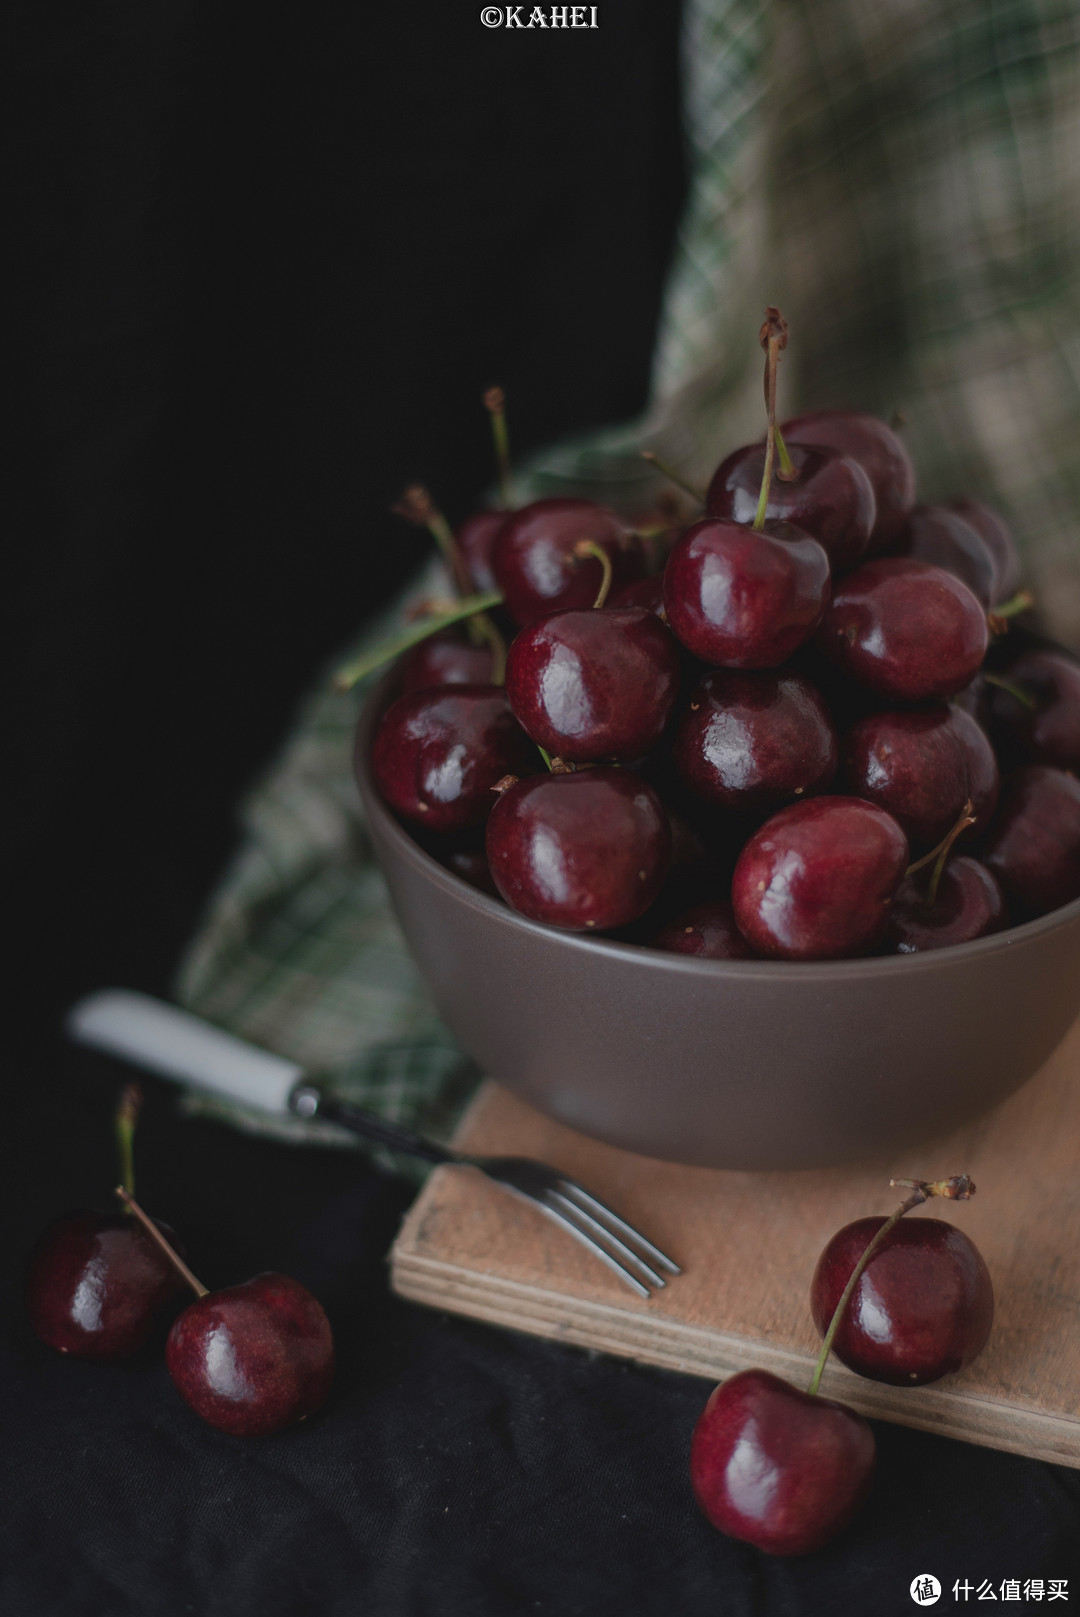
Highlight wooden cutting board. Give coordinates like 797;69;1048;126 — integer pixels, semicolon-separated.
391;1015;1080;1467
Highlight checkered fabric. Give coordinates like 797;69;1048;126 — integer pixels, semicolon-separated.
175;0;1080;1163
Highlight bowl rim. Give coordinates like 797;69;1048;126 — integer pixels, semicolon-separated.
354;675;1080;982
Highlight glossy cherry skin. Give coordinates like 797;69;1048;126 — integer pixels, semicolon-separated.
456;508;506;594
983;765;1080;916
690;1369;875;1557
26;1211;185;1361
816;558;989;702
782;410;915;553
948;499;1022;599
369;686;535;833
898;504;997;608
811;1217;994;1385
505;606;681;763
842;704;998;852
651;900;755;958
886;857;1007;953
486;769;670;931
399;630;494;695
491;498;642;626
989;650;1080;772
673;669;837;814
166;1272;334;1437
706;441;875;571
732;797;909;960
441;843;502;899
663;518;830;669
609;573;666;616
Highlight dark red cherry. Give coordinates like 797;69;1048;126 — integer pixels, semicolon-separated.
166;1272;335;1437
651;900;755;958
816;559;988;702
705;441;875;571
486;769;670;931
504;606;681;763
439;841;502;899
988;650;1080;772
369;686;535;832
782;410;915;553
898;504;997;607
663;519;830;669
609;573;666;616
886;857;1007;953
982;765;1080;916
732;797;909;960
810;1216;994;1385
455;508;506;594
491;498;642;626
690;1369;875;1557
673;669;837;814
399;629;494;694
842;704;998;851
26;1211;185;1361
948;499;1022;599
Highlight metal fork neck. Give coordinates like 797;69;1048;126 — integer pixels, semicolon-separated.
290;1085;461;1166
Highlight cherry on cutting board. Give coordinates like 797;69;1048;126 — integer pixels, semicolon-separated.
705;439;875;571
672;667;837;814
816;558;988;702
370;686;536;832
732;796;909;960
25;1084;184;1361
782;409;916;553
810;1212;994;1384
485;768;670;931
842;703;998;852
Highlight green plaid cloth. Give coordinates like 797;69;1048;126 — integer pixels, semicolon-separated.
175;0;1080;1163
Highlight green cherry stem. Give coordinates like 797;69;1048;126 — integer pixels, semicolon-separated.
472;609;508;686
332;592;503;692
115;1083;141;1201
774;424;797;481
392;485;476;602
484;386;516;510
904;799;976;894
639;451;706;507
807;1174;976;1396
983;671;1038;710
753;306;791;531
573;539;614;609
987;590;1035;635
115;1187;208;1299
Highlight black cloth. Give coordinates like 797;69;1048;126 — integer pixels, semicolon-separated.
5;4;1080;1612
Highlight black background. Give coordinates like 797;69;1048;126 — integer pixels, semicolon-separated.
5;3;1079;1612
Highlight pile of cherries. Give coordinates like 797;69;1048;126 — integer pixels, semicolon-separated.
362;322;1080;960
691;1172;993;1556
26;1085;334;1438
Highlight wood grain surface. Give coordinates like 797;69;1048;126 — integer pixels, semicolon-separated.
391;1015;1080;1466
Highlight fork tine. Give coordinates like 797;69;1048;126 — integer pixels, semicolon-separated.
545;1190;667;1291
536;1196;651;1299
557;1181;681;1275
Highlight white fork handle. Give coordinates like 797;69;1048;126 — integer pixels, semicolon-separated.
66;989;301;1114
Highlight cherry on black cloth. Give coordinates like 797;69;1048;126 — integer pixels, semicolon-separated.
1;1040;1078;1617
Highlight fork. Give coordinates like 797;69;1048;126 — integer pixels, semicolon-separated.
291;1085;681;1298
67;989;680;1300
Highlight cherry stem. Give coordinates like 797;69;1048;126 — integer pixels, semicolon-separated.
774;425;797;481
483;387;516;510
471;610;507;685
114;1187;209;1298
573;540;614;609
392;485;475;601
905;799;975;897
639;451;705;507
983;671;1038;710
807;1174;976;1396
115;1082;141;1202
332;591;503;691
753;307;791;530
987;590;1035;635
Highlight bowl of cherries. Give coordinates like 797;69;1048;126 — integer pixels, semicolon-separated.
350;326;1080;1170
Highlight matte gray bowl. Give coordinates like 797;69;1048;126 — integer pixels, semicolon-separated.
354;682;1080;1169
